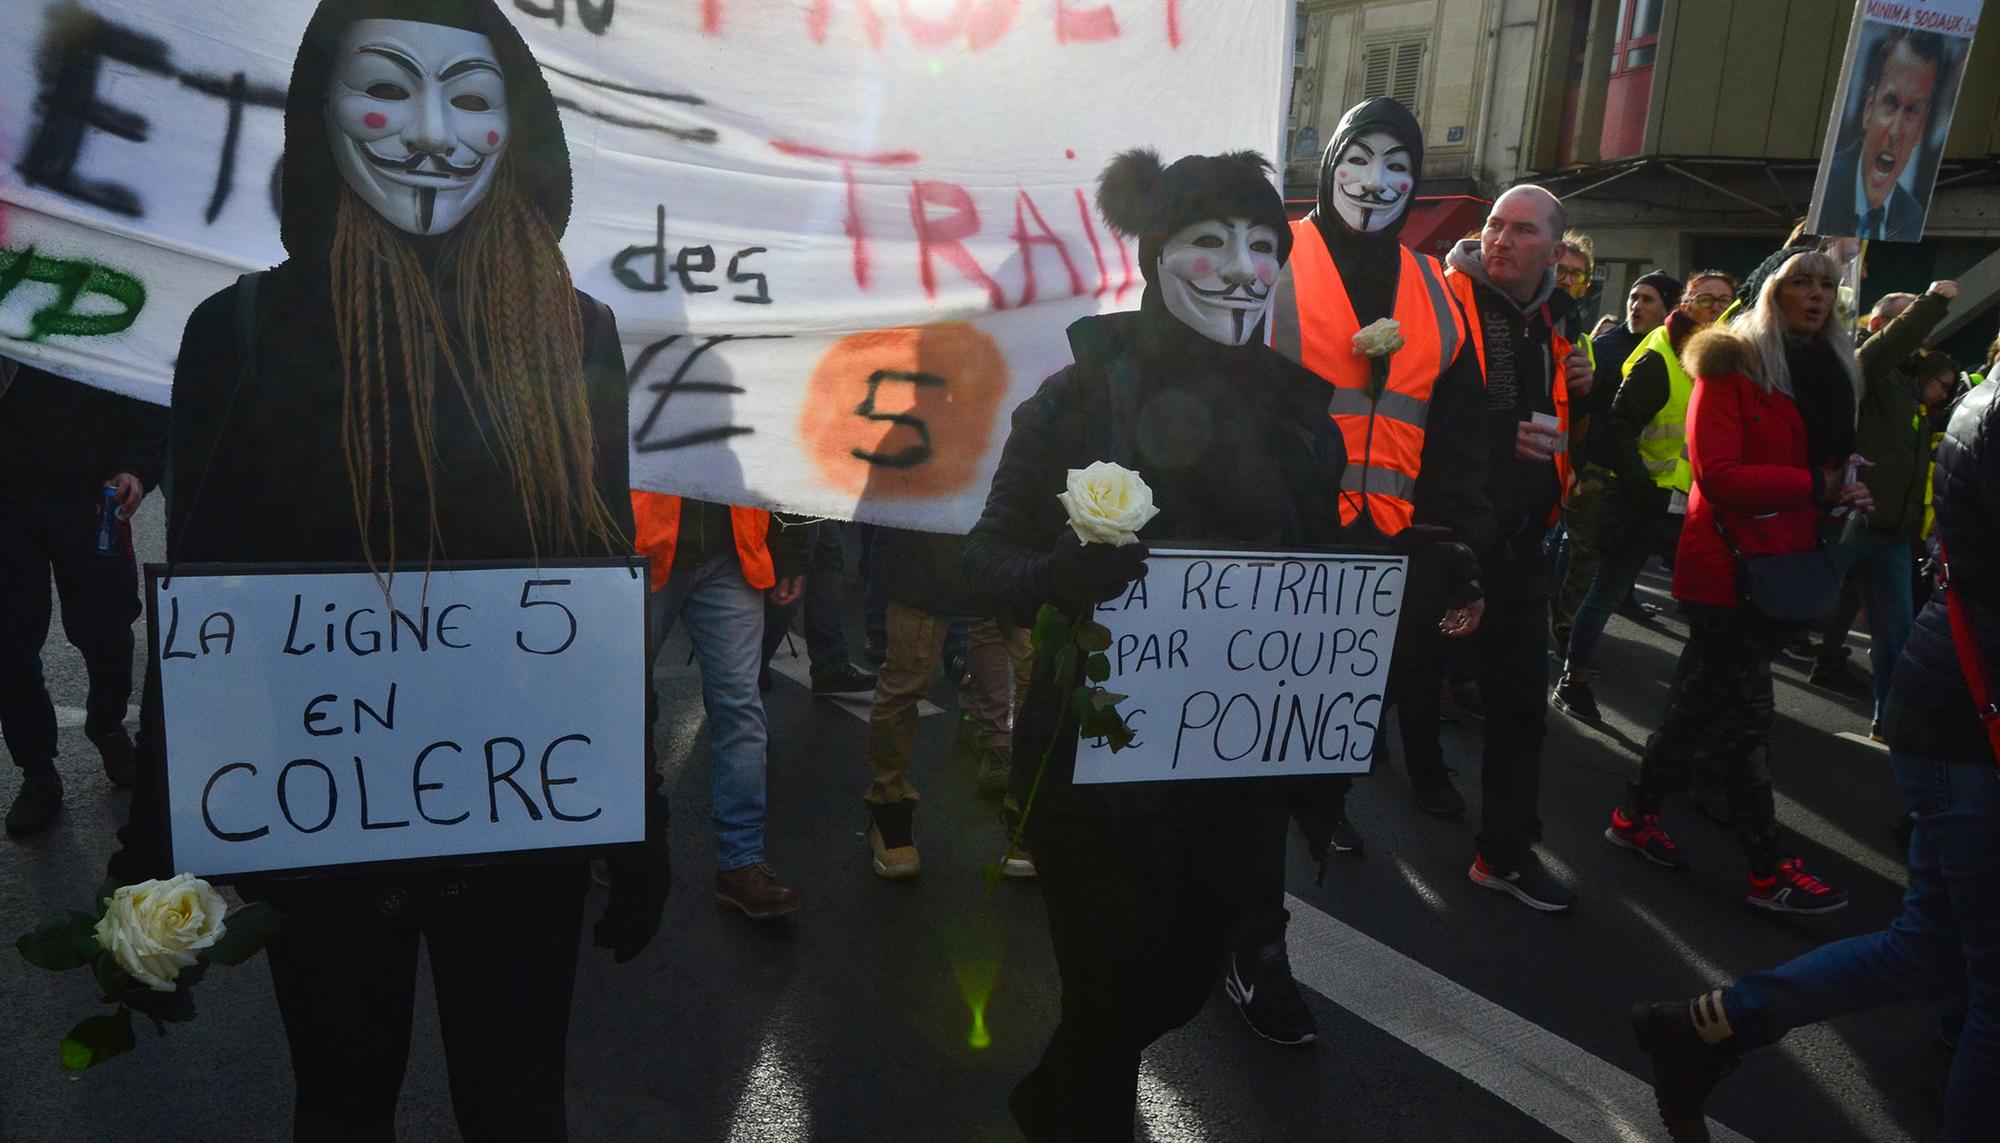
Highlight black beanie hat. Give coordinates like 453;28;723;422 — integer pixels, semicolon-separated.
1632;270;1684;305
1096;149;1294;281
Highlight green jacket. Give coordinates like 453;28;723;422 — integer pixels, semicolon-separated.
1854;290;1950;534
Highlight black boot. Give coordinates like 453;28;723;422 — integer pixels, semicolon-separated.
6;764;64;837
1631;993;1742;1143
89;724;137;789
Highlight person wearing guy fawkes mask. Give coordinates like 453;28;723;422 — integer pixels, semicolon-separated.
965;150;1356;1142
1227;97;1493;1047
104;2;667;1136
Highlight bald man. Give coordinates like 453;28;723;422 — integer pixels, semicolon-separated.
1443;186;1595;912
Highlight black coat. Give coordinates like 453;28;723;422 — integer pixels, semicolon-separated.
0;363;167;499
963;306;1351;815
1589;324;1689;559
1886;380;2000;763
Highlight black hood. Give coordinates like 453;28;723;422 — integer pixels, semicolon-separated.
280;0;572;257
1313;97;1425;244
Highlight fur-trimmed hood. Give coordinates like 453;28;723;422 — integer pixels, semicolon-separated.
1684;326;1757;381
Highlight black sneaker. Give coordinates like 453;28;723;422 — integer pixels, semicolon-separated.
1325;812;1363;856
1631;996;1741;1143
1411;775;1467;819
1468;854;1575;912
88;724;137;789
5;766;64;838
811;661;878;697
1224;943;1319;1047
1806;650;1867;695
1551;674;1601;723
1616;597;1663;623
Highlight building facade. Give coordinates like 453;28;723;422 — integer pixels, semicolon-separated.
1288;0;1999;355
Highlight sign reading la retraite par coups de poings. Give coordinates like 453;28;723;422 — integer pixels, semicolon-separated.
1072;549;1406;785
147;561;649;880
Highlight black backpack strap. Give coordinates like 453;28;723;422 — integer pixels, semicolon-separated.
164;271;263;581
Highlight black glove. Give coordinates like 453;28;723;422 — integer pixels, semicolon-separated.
594;788;670;963
1046;528;1149;611
1390;525;1483;607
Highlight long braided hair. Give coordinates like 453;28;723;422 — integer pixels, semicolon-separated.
328;161;623;578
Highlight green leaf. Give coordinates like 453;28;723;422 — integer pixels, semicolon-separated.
1074;621;1112;653
1030;606;1069;653
1085;654;1110;683
60;1008;135;1071
1088;689;1129;712
1107;723;1136;752
16;912;100;972
1068;690;1094;717
205;903;282;967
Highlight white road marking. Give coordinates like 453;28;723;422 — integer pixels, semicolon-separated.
1285;894;1756;1143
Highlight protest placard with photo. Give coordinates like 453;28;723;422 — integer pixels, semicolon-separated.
147;560;649;879
1070;548;1405;785
1807;0;1983;243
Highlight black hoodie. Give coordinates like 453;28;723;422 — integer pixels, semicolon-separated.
110;0;643;886
1294;98;1492;556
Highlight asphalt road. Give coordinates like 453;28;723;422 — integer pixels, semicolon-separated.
2;504;1939;1142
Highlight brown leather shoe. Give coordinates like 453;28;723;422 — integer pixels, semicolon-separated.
715;861;800;919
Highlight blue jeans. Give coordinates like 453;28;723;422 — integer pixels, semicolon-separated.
1561;547;1650;675
1825;525;1916;721
1723;754;2000;1141
649;553;771;871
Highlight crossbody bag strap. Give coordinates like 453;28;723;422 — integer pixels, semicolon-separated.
1939;540;2000;761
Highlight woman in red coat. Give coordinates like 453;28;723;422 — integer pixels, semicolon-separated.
1602;250;1873;913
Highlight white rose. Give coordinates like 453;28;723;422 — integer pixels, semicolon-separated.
93;874;229;992
1352;317;1405;358
1058;461;1160;547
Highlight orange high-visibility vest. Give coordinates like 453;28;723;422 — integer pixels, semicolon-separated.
630;490;777;593
1271;222;1465;535
1445;268;1575;525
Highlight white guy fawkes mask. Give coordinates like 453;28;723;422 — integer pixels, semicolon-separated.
1329;130;1413;234
1157;217;1282;346
326;19;510;236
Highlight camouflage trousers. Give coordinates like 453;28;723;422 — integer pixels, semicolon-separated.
1626;604;1786;875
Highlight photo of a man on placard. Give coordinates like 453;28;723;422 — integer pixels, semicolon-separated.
1811;25;1966;243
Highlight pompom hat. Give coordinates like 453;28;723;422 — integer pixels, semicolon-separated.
1095;149;1294;283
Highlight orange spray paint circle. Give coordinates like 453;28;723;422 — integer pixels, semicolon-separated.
799;323;1009;498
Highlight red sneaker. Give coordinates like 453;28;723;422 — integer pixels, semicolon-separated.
1747;859;1849;915
1605;808;1690;869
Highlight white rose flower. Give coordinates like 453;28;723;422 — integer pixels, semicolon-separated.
93;874;229;992
1352;317;1405;359
1058;461;1159;547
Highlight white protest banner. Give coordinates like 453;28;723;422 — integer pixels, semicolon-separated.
0;1;1293;531
1807;0;1984;243
147;561;648;879
1071;549;1405;785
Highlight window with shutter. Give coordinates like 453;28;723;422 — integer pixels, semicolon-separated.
1359;37;1426;111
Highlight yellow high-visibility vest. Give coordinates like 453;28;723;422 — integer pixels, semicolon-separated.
1623;324;1693;494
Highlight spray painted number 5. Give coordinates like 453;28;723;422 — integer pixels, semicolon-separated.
515;579;577;656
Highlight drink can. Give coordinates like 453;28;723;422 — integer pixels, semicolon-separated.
96;486;124;556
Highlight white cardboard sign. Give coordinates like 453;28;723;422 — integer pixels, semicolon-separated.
1071;549;1405;785
148;561;649;879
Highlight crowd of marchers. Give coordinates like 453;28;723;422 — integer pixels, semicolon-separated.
5;5;1999;1140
